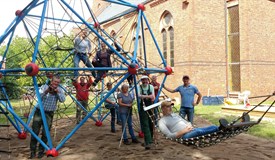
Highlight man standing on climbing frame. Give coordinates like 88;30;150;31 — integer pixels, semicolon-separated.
138;75;155;150
163;75;202;124
73;29;96;80
29;75;66;159
72;76;93;124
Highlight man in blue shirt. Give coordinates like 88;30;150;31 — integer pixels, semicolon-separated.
29;75;66;159
163;75;202;124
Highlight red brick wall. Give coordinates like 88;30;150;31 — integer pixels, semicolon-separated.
90;0;275;101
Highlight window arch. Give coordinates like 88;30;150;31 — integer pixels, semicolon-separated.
168;27;174;67
161;29;167;61
160;11;174;67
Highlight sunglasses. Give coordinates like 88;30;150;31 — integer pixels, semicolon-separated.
164;105;172;108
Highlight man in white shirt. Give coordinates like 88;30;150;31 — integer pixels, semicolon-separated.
158;101;219;139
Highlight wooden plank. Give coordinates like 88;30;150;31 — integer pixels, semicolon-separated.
222;106;275;119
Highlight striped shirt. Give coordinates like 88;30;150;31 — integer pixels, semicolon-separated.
38;84;66;111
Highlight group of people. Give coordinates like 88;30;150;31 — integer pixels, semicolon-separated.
29;28;207;158
73;29;121;87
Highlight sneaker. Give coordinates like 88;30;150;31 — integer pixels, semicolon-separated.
111;129;116;133
92;82;97;87
117;121;122;126
29;151;36;159
132;138;140;144
123;140;131;145
144;143;152;150
37;151;44;158
219;118;229;130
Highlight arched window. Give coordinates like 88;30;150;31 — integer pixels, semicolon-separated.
168;27;174;67
160;11;174;67
161;29;167;61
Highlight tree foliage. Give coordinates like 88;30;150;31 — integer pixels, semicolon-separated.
0;34;74;99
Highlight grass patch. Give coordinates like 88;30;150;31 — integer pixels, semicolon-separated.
194;105;275;140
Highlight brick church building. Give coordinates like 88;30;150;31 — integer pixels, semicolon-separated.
88;0;275;100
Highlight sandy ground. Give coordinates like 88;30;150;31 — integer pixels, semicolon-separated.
1;115;275;160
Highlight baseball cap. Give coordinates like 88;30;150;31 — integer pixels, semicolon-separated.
161;101;174;108
140;75;149;80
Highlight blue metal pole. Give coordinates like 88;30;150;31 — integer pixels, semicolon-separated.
31;0;48;62
84;0;97;23
0;102;21;133
0;84;22;132
98;79;105;121
33;76;54;149
58;85;97;122
133;75;141;111
100;111;111;122
25;104;37;131
140;16;147;68
104;0;137;8
143;68;167;73
0;67;128;74
4;102;49;150
56;73;129;150
142;12;167;67
60;0;130;66
133;10;142;61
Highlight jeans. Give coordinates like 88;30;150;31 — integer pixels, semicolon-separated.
92;61;108;84
30;109;54;152
105;103;121;131
120;111;136;141
180;107;194;124
73;53;94;78
76;100;88;124
182;126;219;139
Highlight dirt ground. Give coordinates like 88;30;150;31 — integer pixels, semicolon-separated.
1;115;275;160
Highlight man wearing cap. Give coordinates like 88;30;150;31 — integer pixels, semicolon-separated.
163;75;202;124
158;101;219;139
138;75;155;149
